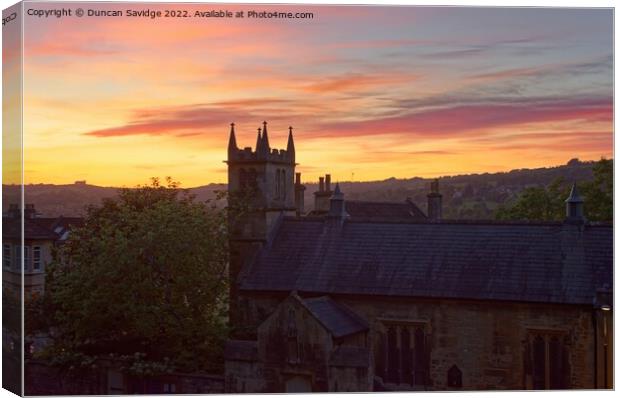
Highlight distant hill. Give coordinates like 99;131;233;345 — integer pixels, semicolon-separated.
2;159;605;219
2;183;227;217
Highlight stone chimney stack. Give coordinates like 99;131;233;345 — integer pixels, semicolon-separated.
314;174;334;214
295;172;306;216
23;204;37;219
7;204;20;218
427;179;443;221
565;182;585;224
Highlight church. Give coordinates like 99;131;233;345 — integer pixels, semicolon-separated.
223;122;613;392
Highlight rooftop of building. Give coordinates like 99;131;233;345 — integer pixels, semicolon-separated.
239;211;612;306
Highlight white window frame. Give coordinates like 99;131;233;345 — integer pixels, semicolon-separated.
3;244;11;269
33;246;42;271
13;245;21;270
24;246;30;271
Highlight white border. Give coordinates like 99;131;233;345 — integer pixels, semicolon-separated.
0;1;616;398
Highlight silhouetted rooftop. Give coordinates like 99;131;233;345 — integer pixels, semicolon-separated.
239;217;612;305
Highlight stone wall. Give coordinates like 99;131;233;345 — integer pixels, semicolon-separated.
339;295;596;390
238;291;599;391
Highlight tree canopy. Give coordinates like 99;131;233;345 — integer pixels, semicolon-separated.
38;178;230;374
495;158;612;222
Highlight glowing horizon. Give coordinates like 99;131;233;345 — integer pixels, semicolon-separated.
14;4;613;187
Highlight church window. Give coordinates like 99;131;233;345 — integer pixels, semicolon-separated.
275;169;281;199
282;170;286;200
287;309;299;364
526;330;569;390
240;168;258;190
386;327;399;382
239;168;248;189
381;322;430;386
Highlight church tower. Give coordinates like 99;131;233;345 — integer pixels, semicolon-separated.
226;122;297;331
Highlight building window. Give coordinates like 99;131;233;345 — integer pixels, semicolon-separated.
24;246;30;270
13;246;21;270
3;244;10;269
33;246;42;271
525;331;569;390
379;322;430;386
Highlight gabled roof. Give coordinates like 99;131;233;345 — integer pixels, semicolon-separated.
299;296;368;338
2;216;84;240
239;218;612;305
3;218;58;240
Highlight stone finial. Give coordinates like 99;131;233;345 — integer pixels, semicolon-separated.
287;126;295;164
228;122;238;158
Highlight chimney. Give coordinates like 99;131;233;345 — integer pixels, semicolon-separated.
295;172;306;216
325;174;331;192
24;204;36;219
7;204;20;218
427;179;442;221
314;174;333;214
327;183;348;223
565;182;585;224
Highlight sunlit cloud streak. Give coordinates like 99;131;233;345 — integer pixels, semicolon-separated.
18;4;613;186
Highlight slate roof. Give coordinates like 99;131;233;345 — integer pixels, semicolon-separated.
344;200;427;220
239;218;613;305
2;216;84;240
299;296;369;338
3;218;59;240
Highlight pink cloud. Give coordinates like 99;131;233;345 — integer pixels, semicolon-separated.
313;97;612;138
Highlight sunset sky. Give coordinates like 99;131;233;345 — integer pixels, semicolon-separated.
15;3;613;187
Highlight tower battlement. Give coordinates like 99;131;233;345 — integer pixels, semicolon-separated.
227;121;295;164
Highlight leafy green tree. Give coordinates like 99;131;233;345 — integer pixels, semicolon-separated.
41;178;231;374
495;177;568;221
495;158;612;222
582;158;613;221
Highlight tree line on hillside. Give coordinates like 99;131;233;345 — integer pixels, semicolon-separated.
495;158;612;222
6;158;605;220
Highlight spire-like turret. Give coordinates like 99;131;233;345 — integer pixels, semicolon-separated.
228;122;238;158
565;181;585;222
261;121;270;152
255;127;263;154
328;183;347;221
287;126;295;163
